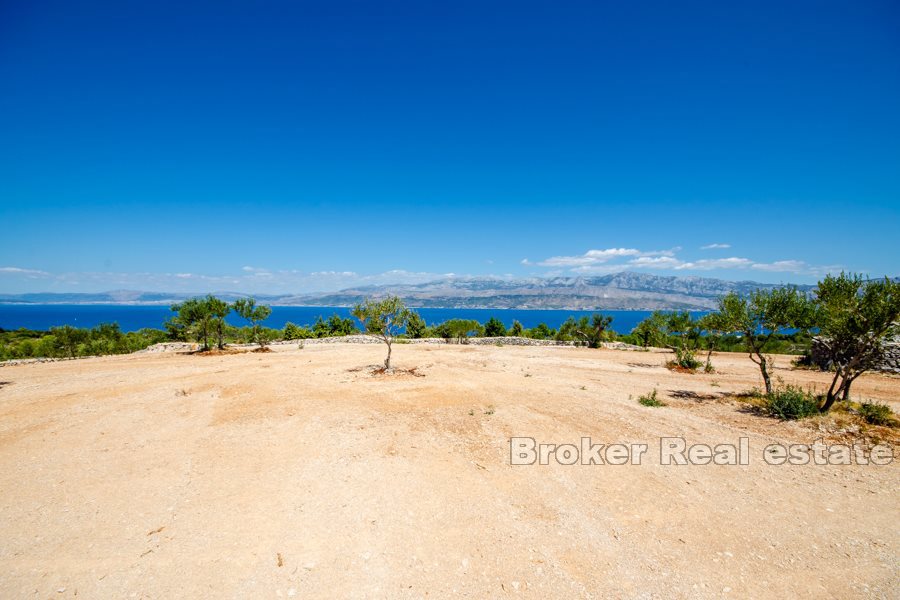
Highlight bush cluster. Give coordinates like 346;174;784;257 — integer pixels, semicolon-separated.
764;386;820;420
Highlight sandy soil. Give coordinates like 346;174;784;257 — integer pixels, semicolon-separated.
0;343;897;599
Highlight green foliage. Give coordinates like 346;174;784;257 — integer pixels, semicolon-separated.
312;314;358;338
351;296;413;369
715;287;815;394
483;317;507;337
170;295;226;350
815;273;900;412
509;320;524;337
668;348;702;371
527;322;554;340
434;319;481;343
559;314;614;348
232;297;273;347
637;389;666;407
50;324;89;358
631;311;668;348
0;325;166;360
283;322;315;340
405;312;428;338
765;385;820;420
857;402;896;427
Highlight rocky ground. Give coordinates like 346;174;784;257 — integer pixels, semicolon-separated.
0;343;897;598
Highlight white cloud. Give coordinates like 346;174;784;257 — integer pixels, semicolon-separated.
0;266;50;277
525;247;675;268
750;260;807;272
525;247;838;278
0;267;456;295
673;257;755;271
700;243;731;250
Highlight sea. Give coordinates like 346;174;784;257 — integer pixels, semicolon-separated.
0;304;708;334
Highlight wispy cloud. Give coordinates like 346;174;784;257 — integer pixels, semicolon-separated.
0;267;455;294
700;243;731;250
524;248;839;277
522;247;676;268
0;266;51;277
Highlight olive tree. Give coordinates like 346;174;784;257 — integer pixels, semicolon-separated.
207;295;231;350
560;314;613;348
233;297;273;348
170;295;231;351
632;311;668;348
697;311;730;372
815;273;900;412
435;319;481;344
351;295;415;369
716;288;815;394
171;297;214;350
664;311;701;366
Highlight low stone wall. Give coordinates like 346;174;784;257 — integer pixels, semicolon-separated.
810;337;900;375
1;336;645;367
280;336;642;349
274;336;577;347
135;342;200;353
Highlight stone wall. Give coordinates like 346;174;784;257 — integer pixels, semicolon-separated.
810;337;900;375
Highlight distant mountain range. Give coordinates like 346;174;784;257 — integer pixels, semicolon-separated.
0;272;820;310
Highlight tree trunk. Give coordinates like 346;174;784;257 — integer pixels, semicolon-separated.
758;355;773;395
820;394;836;412
384;340;392;370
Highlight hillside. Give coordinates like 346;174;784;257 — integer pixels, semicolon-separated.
0;272;816;310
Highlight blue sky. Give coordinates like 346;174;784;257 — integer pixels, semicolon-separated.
1;0;898;294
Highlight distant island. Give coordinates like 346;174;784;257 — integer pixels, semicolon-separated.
0;271;817;311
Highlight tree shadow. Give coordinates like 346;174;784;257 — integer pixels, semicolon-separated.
0;381;10;390
668;389;725;402
735;402;767;416
347;365;425;377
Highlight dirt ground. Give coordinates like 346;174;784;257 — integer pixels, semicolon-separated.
0;343;897;599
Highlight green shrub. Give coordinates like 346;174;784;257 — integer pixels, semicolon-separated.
637;389;666;407
765;385;820;420
283;322;315;340
666;348;702;371
858;402;896;427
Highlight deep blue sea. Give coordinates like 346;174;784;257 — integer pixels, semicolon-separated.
0;304;708;334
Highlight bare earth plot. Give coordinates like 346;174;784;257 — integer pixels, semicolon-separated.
0;344;897;598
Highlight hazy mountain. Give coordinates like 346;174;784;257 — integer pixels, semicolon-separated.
0;272;819;310
276;272;816;310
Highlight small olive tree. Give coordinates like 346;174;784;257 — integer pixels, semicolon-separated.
435;319;481;344
207;295;231;350
560;314;614;348
171;297;214;350
815;273;900;412
632;311;669;348
351;295;415;369
697;311;730;372
716;288;815;394
665;311;702;368
233;297;273;348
